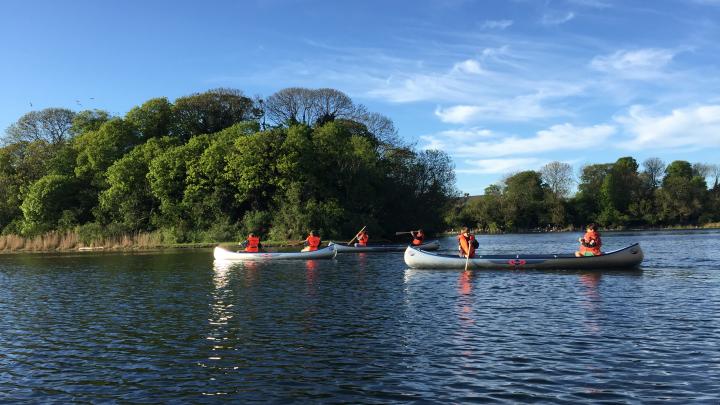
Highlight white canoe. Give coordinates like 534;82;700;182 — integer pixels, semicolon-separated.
329;240;440;253
404;243;644;270
213;245;337;261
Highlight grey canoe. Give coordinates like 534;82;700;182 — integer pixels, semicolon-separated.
329;240;441;253
213;245;337;261
404;243;644;270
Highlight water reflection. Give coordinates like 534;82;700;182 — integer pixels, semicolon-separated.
579;272;602;335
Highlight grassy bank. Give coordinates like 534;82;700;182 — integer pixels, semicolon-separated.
0;231;344;253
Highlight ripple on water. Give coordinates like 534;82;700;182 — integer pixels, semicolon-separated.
1;231;719;402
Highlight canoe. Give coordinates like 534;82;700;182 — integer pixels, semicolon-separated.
404;243;644;270
329;240;441;253
213;245;337;261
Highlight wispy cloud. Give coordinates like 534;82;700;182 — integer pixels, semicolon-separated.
590;48;676;79
421;123;617;158
481;19;513;30
541;11;576;25
459;157;545;174
617;104;720;150
566;0;612;8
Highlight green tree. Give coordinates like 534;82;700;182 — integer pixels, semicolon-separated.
173;88;258;141
502;171;545;230
20;174;80;235
657;160;707;224
98;137;177;231
126;97;173;141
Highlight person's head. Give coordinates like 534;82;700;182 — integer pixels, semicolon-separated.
418;229;424;233
248;232;256;238
309;230;316;236
586;223;598;232
460;226;469;235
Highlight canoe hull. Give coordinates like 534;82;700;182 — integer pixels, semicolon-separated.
214;246;337;261
404;243;644;270
329;240;440;253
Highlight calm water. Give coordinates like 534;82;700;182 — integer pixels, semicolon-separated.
1;230;719;403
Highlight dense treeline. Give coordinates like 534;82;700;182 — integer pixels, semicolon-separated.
448;157;720;232
1;88;456;243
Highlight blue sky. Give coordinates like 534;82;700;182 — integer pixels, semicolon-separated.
2;0;720;194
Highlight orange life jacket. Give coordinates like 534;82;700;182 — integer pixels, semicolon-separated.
579;231;602;255
306;235;321;251
357;233;369;246
458;234;476;258
245;236;260;253
412;231;425;246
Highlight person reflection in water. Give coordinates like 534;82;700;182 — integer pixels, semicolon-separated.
579;272;602;335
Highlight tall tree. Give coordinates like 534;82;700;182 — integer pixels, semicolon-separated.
173;88;257;141
540;161;574;198
126;97;173;141
5;108;75;146
642;157;665;189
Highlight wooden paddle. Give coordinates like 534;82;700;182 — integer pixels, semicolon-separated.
347;225;367;246
395;231;413;235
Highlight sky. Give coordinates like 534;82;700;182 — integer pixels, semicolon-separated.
1;0;720;194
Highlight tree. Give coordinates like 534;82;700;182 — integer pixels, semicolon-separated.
71;109;111;135
98;137;176;231
20;174;80;235
642;157;665;189
599;157;640;226
173;88;257;140
573;163;613;223
540;161;573;198
126;97;173;141
710;164;720;189
658;160;707;224
5;108;75;146
502;171;545;230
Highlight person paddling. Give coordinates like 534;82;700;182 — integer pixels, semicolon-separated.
239;232;263;253
410;229;425;246
458;227;478;258
356;229;369;246
302;230;322;252
575;223;602;257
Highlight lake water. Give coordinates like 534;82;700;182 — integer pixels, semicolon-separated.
1;230;719;403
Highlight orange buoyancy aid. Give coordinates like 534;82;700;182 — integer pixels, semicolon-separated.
245;236;261;252
412;231;425;246
458;234;476;258
357;233;369;246
306;235;321;251
579;231;602;255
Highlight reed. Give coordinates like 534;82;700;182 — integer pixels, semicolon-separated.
0;229;169;252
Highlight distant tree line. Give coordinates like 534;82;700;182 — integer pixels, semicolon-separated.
447;157;720;232
1;88;457;242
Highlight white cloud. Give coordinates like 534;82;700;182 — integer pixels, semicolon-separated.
452;59;485;74
541;11;575;25
590;48;676;78
434;84;582;123
481;19;513;29
616;104;720;150
566;0;612;8
459;158;545;174
422;123;617;158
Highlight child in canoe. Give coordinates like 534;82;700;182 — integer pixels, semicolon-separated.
301;230;322;252
575;223;602;257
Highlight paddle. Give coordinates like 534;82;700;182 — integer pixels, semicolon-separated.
463;234;471;272
395;231;413;235
347;225;367;246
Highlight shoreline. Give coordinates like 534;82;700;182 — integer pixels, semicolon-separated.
1;226;718;254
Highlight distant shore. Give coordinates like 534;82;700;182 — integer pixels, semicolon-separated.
2;225;718;254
